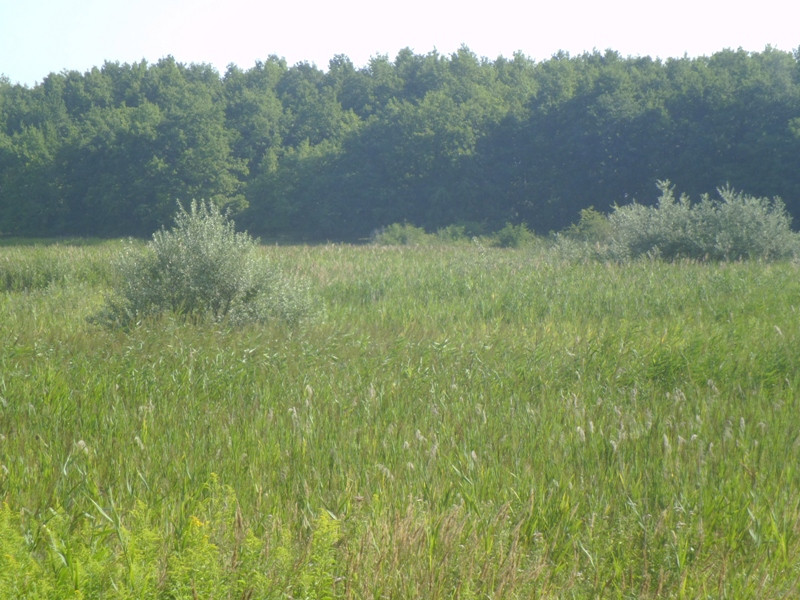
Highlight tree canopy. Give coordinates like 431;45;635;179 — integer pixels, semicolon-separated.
2;46;799;239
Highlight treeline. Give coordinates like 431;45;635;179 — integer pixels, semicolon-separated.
1;46;799;240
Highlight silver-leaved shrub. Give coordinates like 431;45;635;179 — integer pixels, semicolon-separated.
607;181;799;261
97;200;315;327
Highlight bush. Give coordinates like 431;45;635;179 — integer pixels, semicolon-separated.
490;222;538;248
436;221;486;242
434;224;469;243
371;222;432;246
563;207;613;243
371;222;485;245
96;200;315;327
607;181;800;261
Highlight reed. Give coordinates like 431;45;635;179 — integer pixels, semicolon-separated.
1;241;799;598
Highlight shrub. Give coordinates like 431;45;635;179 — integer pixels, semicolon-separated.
371;222;432;246
96;200;315;327
371;222;484;245
607;181;800;261
490;222;538;248
434;224;469;243
563;207;613;243
436;221;486;242
711;185;799;260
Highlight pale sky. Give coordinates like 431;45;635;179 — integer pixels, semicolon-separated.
1;0;798;86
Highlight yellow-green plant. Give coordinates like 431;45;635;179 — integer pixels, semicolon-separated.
0;502;50;598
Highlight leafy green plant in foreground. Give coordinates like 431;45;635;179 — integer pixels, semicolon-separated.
95;200;315;327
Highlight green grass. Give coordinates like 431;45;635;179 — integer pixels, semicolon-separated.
1;241;800;598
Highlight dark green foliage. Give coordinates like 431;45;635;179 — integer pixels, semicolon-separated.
2;47;800;240
1;60;246;237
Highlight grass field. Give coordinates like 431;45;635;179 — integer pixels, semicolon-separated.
1;240;800;598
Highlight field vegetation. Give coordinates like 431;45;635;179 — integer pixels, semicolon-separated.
2;229;800;598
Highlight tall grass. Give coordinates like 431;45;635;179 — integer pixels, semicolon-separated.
1;242;799;598
0;241;122;291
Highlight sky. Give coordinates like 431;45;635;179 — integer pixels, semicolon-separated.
1;0;798;87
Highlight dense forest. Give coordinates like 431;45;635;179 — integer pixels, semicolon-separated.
1;46;799;240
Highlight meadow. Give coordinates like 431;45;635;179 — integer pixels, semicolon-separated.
1;240;800;598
